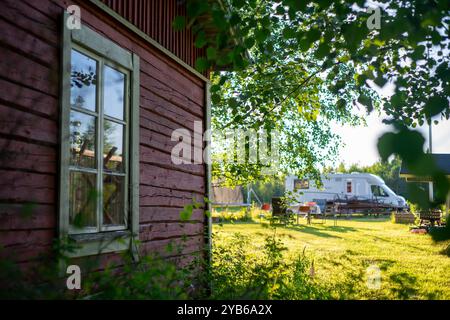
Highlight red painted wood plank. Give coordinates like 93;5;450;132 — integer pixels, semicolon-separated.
140;108;193;138
140;127;203;162
140;58;204;105
140;163;205;193
139;222;204;242
0;138;57;174
0;229;54;247
139;207;204;223
1;0;58;46
140;86;203;125
0;204;56;230
0;104;58;145
0;79;58;119
70;251;126;271
167;251;204;269
0;170;55;204
0;48;58;96
140;234;204;258
0;18;58;67
0;242;53;263
140;144;205;176
140;71;204;112
139;185;204;207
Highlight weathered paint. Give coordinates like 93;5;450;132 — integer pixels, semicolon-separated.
0;0;207;268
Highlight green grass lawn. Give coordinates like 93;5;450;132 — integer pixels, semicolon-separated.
213;217;450;299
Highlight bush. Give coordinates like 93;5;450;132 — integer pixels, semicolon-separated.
210;229;329;299
1;227;329;300
212;207;252;222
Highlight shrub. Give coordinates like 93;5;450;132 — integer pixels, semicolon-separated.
210;229;329;299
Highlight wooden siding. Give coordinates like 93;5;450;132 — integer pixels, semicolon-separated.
101;0;206;74
0;0;206;268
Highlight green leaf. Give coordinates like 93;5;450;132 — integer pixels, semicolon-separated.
337;98;346;111
206;46;217;60
180;204;194;221
424;96;448;118
210;84;220;93
357;94;373;112
172;16;186;31
195;31;207;48
306;27;321;44
212;9;227;29
244;37;255;49
195;57;209;72
282;27;296;40
255;28;270;43
232;0;245;9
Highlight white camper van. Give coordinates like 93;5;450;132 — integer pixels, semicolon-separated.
285;173;407;209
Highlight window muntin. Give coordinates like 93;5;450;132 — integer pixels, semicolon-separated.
69;44;130;234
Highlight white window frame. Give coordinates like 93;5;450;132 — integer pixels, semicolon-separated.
59;13;140;258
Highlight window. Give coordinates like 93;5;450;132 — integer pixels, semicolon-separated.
346;181;352;193
294;179;309;190
371;185;389;197
59;15;140;257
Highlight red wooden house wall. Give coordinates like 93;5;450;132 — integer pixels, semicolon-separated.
0;0;208;270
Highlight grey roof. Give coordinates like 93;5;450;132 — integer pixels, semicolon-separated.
400;154;450;175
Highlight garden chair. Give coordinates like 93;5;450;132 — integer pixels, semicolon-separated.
271;197;294;225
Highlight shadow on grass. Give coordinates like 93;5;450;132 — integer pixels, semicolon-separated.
370;235;426;252
286;225;344;238
389;272;418;299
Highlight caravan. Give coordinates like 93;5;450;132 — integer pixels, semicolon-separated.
285;173;407;210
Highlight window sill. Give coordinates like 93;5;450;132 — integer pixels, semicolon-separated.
66;230;132;258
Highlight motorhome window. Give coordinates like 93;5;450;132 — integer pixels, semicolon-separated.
346;181;352;193
371;185;388;197
294;179;309;190
371;185;379;196
379;187;389;197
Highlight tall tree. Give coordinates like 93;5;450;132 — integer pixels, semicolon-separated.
177;0;450;207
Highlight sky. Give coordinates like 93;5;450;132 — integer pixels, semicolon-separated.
329;81;450;167
330;113;450;167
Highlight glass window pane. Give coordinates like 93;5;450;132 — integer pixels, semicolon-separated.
104;120;124;172
103;175;125;227
69;171;97;229
104;65;125;120
70;111;97;168
71;50;97;112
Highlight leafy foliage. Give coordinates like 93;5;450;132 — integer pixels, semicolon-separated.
176;0;450;207
210;229;328;299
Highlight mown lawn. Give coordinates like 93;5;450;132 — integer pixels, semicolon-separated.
213;217;450;299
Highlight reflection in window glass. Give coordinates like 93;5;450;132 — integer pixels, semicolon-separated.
294;179;309;190
104;65;125;120
103;120;124;172
71;50;97;112
69;171;97;229
70;111;96;168
103;175;125;227
380;187;389;197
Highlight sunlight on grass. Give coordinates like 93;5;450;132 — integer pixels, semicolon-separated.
213;217;450;299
